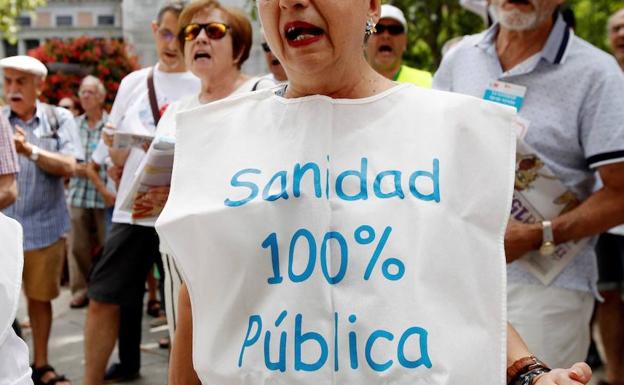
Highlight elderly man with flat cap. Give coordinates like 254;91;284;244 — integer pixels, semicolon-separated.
1;55;83;385
365;4;432;87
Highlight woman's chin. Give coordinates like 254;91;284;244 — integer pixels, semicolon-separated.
284;52;334;79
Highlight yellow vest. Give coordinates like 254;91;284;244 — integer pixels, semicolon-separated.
394;65;433;88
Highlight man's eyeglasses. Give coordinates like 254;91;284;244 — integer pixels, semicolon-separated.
374;24;405;36
261;42;271;53
180;22;230;42
158;28;176;42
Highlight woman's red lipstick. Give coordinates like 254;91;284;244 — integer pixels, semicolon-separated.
284;21;324;48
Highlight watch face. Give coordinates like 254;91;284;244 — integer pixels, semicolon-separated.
539;242;556;257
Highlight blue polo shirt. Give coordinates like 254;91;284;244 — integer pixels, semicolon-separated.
2;102;83;251
433;13;624;295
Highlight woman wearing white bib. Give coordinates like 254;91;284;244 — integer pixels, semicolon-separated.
140;0;265;346
159;0;593;384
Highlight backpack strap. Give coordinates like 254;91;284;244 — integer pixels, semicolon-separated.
43;103;59;139
147;66;161;126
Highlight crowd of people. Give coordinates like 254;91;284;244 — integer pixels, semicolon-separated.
0;0;623;385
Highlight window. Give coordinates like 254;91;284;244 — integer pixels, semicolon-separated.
16;16;31;27
3;40;17;57
25;39;40;51
97;15;115;26
56;15;73;27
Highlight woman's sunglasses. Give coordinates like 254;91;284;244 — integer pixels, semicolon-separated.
374;24;405;36
180;22;230;42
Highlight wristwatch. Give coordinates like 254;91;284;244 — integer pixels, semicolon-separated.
508;355;551;385
539;220;556;256
29;145;40;162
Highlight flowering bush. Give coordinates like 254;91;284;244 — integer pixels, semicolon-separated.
29;36;140;109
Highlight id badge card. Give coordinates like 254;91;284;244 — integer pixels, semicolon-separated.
483;80;527;112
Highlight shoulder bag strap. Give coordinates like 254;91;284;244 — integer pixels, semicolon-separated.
43;103;60;139
147;66;161;126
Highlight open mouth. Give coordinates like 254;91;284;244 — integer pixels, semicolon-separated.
194;51;211;60
378;45;394;54
8;95;23;102
284;21;324;47
271;59;280;66
508;0;531;4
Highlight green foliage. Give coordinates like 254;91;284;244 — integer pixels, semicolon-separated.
0;0;46;43
390;0;624;72
243;1;623;72
567;0;623;53
384;0;484;71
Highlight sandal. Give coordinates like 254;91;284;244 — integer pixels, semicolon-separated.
146;299;161;318
31;364;71;385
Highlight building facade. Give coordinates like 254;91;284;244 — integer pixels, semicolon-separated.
1;0;123;58
0;0;267;79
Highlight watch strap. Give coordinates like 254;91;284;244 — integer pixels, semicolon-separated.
507;356;538;384
507;355;550;385
516;367;551;385
541;220;554;243
30;145;40;161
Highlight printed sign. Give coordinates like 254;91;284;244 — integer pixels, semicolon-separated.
156;85;516;384
512;140;587;285
484;80;527;112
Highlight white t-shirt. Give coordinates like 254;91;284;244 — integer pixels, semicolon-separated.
90;140;117;194
0;214;32;385
106;64;200;225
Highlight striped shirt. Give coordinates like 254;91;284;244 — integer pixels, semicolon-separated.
68;112;108;209
2;102;83;251
433;12;624;295
0;113;18;175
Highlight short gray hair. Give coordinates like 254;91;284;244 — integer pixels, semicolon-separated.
80;75;106;97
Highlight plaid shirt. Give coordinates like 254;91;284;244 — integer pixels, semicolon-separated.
68;112;108;209
2;103;82;251
0;113;18;175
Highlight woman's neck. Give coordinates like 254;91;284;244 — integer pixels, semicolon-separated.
199;68;247;104
285;57;394;100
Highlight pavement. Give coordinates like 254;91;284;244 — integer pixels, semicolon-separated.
17;288;605;385
17;288;169;385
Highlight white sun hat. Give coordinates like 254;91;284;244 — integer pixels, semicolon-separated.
0;55;48;77
380;4;408;30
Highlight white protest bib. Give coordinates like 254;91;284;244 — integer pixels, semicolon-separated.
0;214;23;345
157;84;516;384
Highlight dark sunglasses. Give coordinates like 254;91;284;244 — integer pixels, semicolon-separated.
180;22;230;42
374;24;405;36
261;42;271;53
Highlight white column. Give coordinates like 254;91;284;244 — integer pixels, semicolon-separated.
17;39;26;55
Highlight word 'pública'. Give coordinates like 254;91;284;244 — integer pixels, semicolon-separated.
238;311;432;373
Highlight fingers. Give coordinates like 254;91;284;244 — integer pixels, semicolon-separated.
14;125;25;135
536;365;592;385
568;362;591;384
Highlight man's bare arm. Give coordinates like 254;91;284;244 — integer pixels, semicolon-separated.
506;162;624;261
